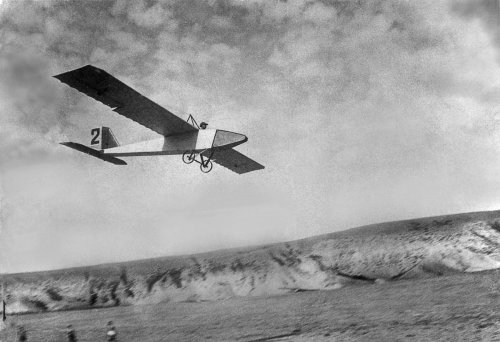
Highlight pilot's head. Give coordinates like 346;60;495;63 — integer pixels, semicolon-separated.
200;122;208;129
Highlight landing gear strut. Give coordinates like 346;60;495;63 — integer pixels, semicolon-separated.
182;152;195;164
200;159;213;173
182;151;213;173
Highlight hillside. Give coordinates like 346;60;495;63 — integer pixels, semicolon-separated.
3;210;500;314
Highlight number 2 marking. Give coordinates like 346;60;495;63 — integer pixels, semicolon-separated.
91;128;100;145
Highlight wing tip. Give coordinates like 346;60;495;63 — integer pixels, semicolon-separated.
52;64;96;79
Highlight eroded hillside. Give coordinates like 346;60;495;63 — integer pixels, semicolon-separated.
4;210;500;314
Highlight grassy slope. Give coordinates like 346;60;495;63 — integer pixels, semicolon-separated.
3;269;500;341
3;209;500;314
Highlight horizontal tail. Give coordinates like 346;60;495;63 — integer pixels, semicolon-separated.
61;142;127;165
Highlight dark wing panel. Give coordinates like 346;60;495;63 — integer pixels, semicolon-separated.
206;148;264;174
54;65;196;137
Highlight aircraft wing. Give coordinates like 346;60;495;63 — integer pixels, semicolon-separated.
53;65;197;137
205;148;264;174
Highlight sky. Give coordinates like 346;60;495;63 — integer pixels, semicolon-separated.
1;0;500;273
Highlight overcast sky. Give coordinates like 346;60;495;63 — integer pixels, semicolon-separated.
1;0;500;273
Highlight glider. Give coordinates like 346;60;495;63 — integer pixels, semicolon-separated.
54;65;264;174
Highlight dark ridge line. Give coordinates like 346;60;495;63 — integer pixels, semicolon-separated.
308;255;379;282
471;231;500;249
391;261;423;280
244;328;302;341
336;271;375;282
279;287;319;292
465;245;494;255
268;252;286;266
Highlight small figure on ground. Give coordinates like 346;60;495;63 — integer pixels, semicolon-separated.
17;325;27;342
66;324;77;342
2;300;6;322
106;321;117;341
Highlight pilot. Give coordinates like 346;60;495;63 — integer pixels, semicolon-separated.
200;122;208;129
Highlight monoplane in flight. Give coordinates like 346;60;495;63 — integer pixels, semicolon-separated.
54;65;264;174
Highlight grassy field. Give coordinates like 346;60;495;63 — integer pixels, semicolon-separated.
2;269;500;342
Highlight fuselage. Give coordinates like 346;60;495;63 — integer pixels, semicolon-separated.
103;129;247;157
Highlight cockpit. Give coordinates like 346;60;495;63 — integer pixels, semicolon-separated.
187;114;208;130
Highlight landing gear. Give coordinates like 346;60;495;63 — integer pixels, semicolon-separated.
182;152;195;164
182;150;214;173
200;160;213;173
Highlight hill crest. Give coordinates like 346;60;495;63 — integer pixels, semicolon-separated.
3;209;500;314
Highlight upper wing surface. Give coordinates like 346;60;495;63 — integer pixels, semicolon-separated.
206;148;264;174
54;65;196;137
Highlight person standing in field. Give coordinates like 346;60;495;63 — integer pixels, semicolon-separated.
17;325;27;342
66;324;77;342
106;321;117;341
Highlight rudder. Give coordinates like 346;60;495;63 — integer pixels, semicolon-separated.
90;127;120;150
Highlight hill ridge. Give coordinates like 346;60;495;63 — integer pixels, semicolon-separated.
3;209;500;314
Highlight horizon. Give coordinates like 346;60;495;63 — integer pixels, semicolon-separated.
2;0;500;273
2;206;499;275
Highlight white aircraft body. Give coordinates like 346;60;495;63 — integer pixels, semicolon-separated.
54;65;264;174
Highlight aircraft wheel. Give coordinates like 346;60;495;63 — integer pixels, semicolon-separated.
200;160;213;173
182;152;195;164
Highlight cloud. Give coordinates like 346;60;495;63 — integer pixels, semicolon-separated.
1;0;500;272
452;0;500;38
126;0;174;28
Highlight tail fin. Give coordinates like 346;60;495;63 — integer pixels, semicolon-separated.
90;127;120;150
